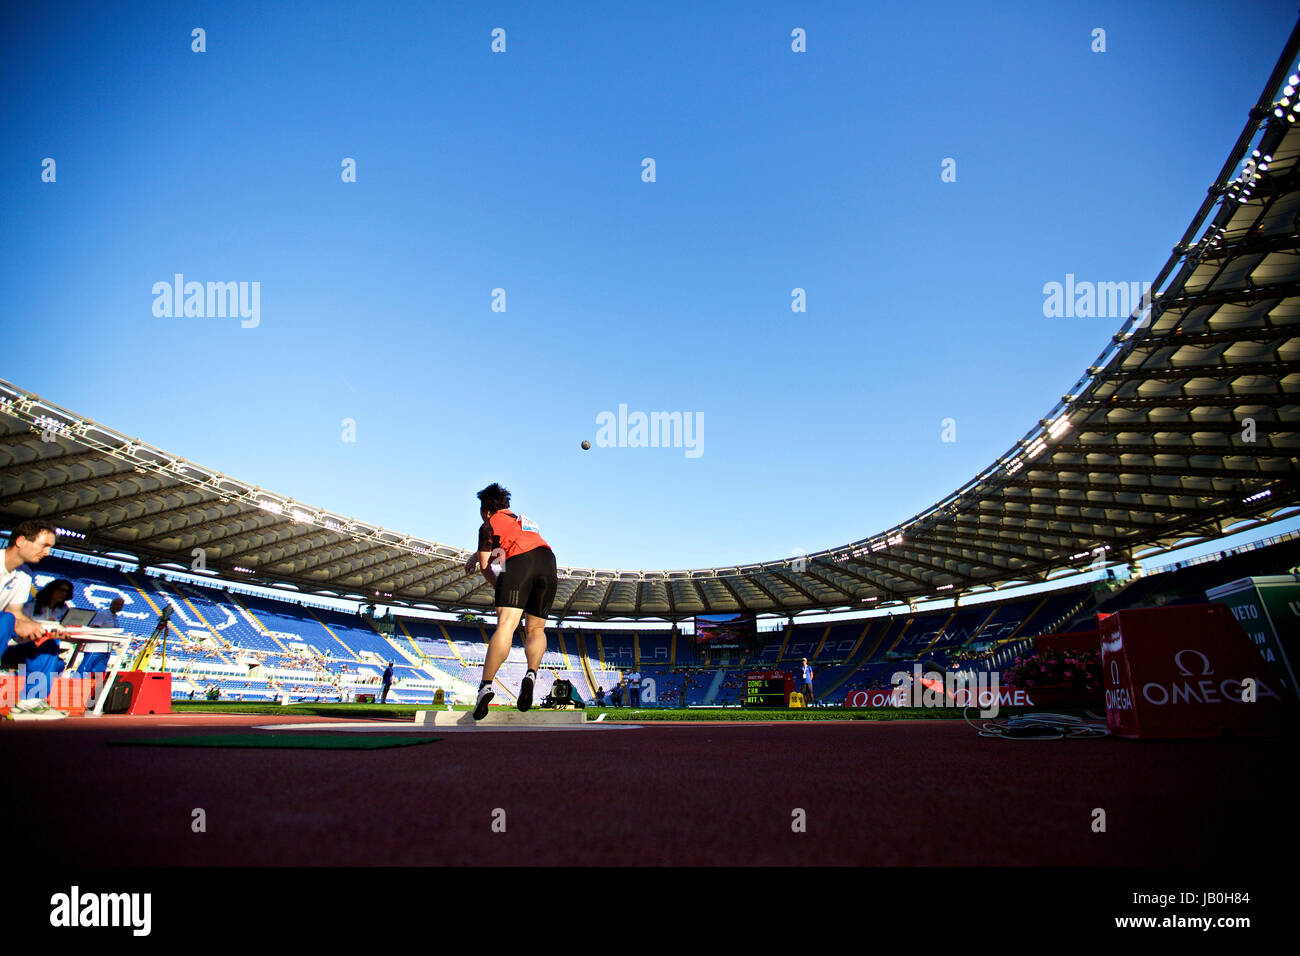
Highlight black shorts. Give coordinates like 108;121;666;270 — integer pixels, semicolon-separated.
494;546;557;617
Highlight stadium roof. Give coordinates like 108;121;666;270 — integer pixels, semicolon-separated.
3;27;1300;621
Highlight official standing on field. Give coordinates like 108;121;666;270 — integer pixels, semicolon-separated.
801;658;815;706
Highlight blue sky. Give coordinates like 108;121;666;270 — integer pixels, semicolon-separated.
3;0;1297;572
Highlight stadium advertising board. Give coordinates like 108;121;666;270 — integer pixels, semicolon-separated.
1100;604;1287;738
844;686;1038;709
1205;576;1300;700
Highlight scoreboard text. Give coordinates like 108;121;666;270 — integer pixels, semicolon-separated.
744;674;790;708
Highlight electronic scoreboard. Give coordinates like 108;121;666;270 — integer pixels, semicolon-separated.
695;613;757;650
743;672;791;708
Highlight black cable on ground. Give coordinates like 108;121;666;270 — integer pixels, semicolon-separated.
963;707;1110;740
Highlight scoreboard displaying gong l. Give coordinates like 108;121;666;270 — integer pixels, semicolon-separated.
744;671;792;708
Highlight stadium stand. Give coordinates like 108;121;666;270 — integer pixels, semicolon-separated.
7;529;1296;708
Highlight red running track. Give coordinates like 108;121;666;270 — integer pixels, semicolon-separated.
4;713;1287;866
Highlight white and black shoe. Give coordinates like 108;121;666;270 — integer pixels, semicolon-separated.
517;671;536;712
473;683;495;720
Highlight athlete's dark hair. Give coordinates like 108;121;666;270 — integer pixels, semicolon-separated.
7;519;56;547
476;483;511;513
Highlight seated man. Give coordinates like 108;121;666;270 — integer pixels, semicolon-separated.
0;521;64;718
82;596;125;675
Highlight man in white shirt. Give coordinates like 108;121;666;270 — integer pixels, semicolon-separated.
0;520;63;717
82;597;125;674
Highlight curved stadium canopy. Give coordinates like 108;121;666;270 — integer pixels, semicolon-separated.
3;26;1300;621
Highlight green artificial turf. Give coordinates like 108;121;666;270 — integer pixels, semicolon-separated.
582;707;967;721
172;701;437;720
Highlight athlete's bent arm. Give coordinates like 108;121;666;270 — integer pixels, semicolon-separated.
464;551;496;585
478;552;497;587
5;601;45;642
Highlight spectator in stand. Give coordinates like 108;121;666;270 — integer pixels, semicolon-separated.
380;661;394;703
1;521;65;718
801;658;815;706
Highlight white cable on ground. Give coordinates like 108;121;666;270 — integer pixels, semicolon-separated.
963;707;1110;740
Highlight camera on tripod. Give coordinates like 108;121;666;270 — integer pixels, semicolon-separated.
541;678;585;709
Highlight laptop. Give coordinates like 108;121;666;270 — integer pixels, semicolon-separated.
59;607;97;627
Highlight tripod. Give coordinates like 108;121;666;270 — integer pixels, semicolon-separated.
86;605;174;718
130;605;174;671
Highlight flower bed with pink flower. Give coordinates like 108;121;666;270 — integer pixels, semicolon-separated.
1003;648;1104;707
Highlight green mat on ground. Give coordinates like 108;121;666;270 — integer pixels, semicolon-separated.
109;733;441;750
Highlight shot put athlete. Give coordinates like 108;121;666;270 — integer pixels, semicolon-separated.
463;483;558;720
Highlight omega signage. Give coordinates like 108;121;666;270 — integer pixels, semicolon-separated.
1100;604;1286;739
